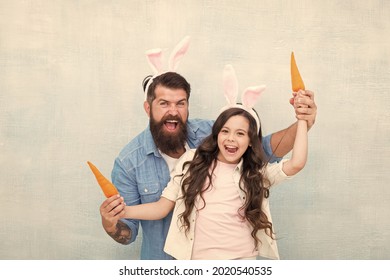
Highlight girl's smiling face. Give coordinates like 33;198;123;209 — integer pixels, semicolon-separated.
217;115;251;164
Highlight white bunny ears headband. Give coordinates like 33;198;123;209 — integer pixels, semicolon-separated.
220;64;266;131
143;36;191;99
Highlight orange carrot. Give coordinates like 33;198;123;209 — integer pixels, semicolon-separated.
87;161;119;198
291;52;305;92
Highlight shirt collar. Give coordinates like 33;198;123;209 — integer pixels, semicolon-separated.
216;158;244;172
186;119;199;142
235;158;244;172
144;125;161;157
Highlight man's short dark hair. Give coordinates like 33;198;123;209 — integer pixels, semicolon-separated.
142;72;191;104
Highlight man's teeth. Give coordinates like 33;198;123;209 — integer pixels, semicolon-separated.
164;120;178;130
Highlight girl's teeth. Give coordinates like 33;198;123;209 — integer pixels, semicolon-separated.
225;146;237;153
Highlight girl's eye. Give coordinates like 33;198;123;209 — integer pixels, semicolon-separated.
221;129;228;134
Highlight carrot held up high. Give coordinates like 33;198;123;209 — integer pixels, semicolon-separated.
291;51;305;92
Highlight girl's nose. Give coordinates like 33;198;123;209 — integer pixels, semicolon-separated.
227;134;235;142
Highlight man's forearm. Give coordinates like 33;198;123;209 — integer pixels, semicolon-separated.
270;122;297;157
106;220;132;245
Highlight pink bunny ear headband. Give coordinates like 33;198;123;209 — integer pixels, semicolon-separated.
143;36;191;100
220;64;266;131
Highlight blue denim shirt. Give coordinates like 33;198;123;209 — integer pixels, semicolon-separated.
111;118;281;260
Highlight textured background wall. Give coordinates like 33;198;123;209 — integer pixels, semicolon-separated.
1;0;389;260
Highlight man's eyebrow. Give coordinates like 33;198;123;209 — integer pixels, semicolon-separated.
157;98;187;102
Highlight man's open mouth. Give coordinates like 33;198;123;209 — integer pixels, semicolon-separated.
164;120;179;131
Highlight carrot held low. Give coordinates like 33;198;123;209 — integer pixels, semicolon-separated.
87;161;119;198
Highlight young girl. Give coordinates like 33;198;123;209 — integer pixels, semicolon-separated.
113;105;308;260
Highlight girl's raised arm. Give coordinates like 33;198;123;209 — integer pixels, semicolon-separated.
124;197;175;220
282;92;308;176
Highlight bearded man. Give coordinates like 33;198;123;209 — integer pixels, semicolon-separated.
99;72;317;260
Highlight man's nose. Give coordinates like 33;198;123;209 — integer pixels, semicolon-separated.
168;104;178;115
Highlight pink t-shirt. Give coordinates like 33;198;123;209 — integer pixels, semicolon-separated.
191;160;258;260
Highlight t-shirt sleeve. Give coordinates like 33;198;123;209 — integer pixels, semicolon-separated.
262;134;284;163
264;159;294;187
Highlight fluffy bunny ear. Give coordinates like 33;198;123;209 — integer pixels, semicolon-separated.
223;64;239;105
168;36;191;72
145;48;164;75
241;85;266;109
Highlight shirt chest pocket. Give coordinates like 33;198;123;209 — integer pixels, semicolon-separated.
138;182;161;203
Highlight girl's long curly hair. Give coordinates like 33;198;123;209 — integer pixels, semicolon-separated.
178;107;273;248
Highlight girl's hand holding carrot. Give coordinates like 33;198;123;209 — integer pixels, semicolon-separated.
293;90;316;129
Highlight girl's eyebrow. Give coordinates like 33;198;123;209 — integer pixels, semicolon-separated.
221;126;248;133
234;127;248;133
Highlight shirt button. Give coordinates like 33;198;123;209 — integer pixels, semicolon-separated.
144;188;148;193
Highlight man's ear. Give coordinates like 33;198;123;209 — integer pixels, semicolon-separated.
144;101;151;117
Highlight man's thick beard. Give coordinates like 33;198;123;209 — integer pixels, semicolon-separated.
149;115;187;155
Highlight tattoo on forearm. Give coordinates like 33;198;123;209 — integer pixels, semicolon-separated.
107;221;132;244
